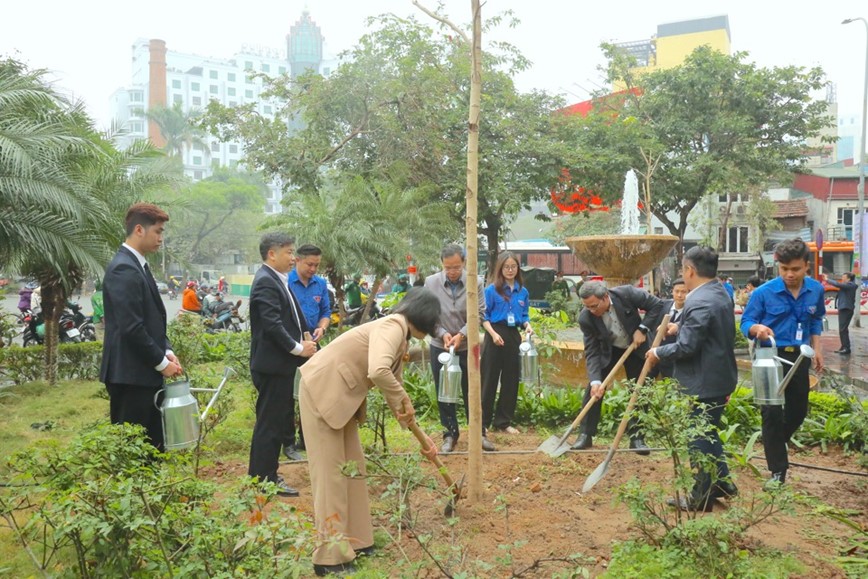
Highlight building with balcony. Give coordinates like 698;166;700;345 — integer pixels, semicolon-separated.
109;10;336;214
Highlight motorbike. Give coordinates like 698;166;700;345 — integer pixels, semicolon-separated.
167;287;177;300
22;309;82;347
204;300;245;333
342;299;384;327
67;302;97;342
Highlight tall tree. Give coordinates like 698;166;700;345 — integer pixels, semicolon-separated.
566;45;831;258
201;14;572;273
146;102;208;159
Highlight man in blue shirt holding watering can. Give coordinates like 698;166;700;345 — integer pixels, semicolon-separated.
741;238;825;487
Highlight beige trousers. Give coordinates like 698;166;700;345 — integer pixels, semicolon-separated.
299;380;374;566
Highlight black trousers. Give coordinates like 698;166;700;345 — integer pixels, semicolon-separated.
107;382;164;451
839;308;854;351
430;345;472;440
761;348;810;474
579;346;646;438
689;396;730;500
481;323;522;431
249;369;295;482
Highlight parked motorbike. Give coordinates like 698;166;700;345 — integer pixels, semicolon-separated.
67;302;97;342
342;299;384;327
22;309;82;347
204;300;245;333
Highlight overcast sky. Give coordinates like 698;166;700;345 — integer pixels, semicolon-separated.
2;0;866;135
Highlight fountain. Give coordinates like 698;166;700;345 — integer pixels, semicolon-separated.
544;170;678;386
565;169;678;287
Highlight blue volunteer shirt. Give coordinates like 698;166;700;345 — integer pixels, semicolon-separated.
288;269;331;331
740;276;825;347
483;282;530;327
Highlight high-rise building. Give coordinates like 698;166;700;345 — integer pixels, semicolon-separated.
109;11;335;214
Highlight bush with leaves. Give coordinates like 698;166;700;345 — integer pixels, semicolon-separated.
0;341;102;384
0;423;316;577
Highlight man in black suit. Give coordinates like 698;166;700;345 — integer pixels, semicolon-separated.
571;281;665;453
248;233;317;497
648;246;738;511
100;203;182;451
657;278;688;379
826;272;859;355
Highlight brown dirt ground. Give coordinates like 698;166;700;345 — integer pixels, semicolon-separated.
202;430;867;577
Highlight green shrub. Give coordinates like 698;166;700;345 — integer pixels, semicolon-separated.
0;342;102;384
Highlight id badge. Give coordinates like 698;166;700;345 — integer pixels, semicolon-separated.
795;323;803;342
507;312;516;327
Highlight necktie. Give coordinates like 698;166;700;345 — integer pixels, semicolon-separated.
143;263;158;293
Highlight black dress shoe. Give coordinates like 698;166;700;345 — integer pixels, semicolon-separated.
570;433;592;450
314;562;357;576
441;436;456;453
835;349;852;355
283;445;304;461
711;480;739;499
666;496;715;512
356;545;376;557
629;437;651;456
764;470;787;491
274;476;300;497
482;436;496;451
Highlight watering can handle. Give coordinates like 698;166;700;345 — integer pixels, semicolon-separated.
153;389;164;411
755;335;776;349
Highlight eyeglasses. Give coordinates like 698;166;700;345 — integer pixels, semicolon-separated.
584;296;608;311
502;264;518;271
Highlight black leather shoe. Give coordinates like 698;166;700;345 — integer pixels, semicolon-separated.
283;445;304;461
835;349;852;355
570;433;592;450
712;480;739;499
481;436;496;451
314;562;357;576
441;436;456;453
356;545;375;557
764;470;787;490
629;437;651;456
666;496;715;512
274;476;300;498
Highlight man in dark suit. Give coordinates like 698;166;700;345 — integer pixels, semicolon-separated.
826;272;859;355
657;278;688;379
100;203;182;451
248;232;317;497
571;281;665;452
648;246;738;511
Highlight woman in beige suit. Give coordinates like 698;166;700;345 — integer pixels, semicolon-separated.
299;288;440;576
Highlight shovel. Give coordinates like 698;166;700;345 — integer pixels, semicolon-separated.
582;314;671;493
407;420;463;517
537;343;637;457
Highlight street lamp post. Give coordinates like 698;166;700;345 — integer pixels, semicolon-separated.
843;17;868;327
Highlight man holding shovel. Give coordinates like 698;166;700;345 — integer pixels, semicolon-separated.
647;246;738;511
571;281;665;452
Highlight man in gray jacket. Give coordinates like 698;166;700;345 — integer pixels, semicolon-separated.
648;246;738;512
424;244;493;452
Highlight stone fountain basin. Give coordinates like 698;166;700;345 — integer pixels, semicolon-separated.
565;234;678;283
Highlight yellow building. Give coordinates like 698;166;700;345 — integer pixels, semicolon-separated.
613;15;731;90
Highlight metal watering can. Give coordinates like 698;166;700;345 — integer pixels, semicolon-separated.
437;346;462;403
154;367;235;451
519;334;539;383
751;337;815;406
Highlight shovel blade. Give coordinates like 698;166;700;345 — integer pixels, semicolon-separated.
537;435;571;458
582;460;609;493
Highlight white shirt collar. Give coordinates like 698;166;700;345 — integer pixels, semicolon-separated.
263;263;289;287
123;243;147;268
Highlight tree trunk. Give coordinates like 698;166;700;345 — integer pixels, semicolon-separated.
41;284;65;386
361;276;383;324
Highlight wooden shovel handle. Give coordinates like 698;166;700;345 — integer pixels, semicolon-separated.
407;420;455;488
606;314;671;452
564;343;637;434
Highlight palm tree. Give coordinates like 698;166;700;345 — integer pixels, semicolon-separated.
145;102;209;159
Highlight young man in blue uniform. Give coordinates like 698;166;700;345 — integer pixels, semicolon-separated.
741;238;825;486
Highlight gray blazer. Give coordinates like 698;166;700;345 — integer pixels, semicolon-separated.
579;285;665;383
655;280;737;399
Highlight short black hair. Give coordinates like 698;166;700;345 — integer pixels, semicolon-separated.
391;287;441;336
747;275;763;288
671;278;685;287
296;244;322;258
259;232;295;261
774;238;809;264
683;246;718;279
844;272;856;282
440;244;466;261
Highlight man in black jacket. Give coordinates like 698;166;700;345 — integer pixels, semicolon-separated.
100;203;182;451
248;233;317;496
571;281;665;453
648;246;738;511
826;272;859;355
